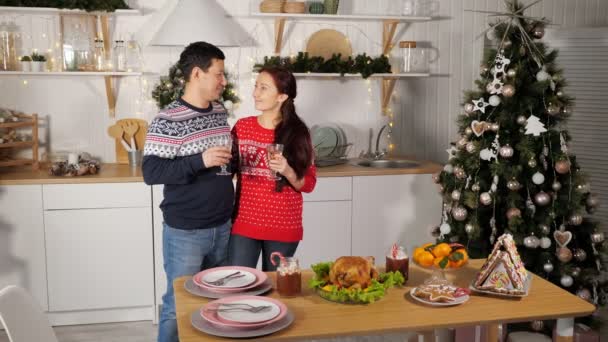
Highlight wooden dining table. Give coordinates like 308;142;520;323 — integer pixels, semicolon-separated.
174;259;595;341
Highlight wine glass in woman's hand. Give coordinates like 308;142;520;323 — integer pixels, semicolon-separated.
267;143;284;180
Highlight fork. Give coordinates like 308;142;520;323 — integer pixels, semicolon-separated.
204;305;271;313
206;271;243;286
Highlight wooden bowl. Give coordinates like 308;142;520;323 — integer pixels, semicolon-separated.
283;1;306;13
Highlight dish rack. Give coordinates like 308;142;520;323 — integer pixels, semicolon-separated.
314;143;352;167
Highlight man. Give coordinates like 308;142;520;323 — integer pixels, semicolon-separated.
142;41;233;342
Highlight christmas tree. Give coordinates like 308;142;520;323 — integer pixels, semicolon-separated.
433;0;606;326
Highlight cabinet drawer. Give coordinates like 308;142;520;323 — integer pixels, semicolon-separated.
43;183;151;210
303;177;351;202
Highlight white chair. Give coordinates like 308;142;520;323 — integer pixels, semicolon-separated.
0;285;58;342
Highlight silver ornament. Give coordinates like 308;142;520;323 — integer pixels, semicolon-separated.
471;183;480;192
532;25;545;39
540;237;552;249
547;105;560;116
536;70;550;82
464;127;473;136
451;190;462;201
443;164;454;173
531;320;544;332
465;223;475;235
576;288;592;302
466;142;477;154
552;181;562;191
561;275;574;287
503;84;515;97
507;69;516;78
571;266;581;278
439;222;452;235
489;95;501;106
528;158;537;168
464;103;475;114
507;179;521;191
516;115;527;125
532;172;545;185
573;249;587;262
557;90;564;97
499;145;514;158
534;191;551;206
490;123;500;132
480;192;492;206
524;235;539;249
452;206;468;221
569;214;583;226
539;224;550;235
591;231;605;244
543;262;554;273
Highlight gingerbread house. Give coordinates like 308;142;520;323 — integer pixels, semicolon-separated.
474;234;528;295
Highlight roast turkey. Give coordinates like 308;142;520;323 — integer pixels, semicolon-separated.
329;256;379;289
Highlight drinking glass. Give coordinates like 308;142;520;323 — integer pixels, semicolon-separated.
216;135;232;176
266;143;284;180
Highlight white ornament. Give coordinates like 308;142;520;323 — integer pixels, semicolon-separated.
493;53;511;75
480;148;497;161
561;275;574;287
536;70;550;82
540;237;552;249
488;95;501;106
224;100;234;110
532;172;545;185
525;115;547;137
439;222;451;235
488;78;504;94
472;98;490;113
486;29;497;41
446;146;458;160
443;164;454;173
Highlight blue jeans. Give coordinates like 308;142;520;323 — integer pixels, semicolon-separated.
158;221;231;342
228;234;299;272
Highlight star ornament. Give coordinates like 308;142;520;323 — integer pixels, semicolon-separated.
472;97;490;113
446;145;458;160
489;78;504;94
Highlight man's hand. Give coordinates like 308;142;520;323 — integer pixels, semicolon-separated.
202;146;231;168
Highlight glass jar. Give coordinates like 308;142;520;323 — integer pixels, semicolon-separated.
386;244;409;282
0;21;19;71
93;38;106;71
125;36;142;72
73;31;92;71
113;40;126;71
272;253;301;297
400;41;428;73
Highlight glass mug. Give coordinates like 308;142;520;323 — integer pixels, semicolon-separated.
386;244;409;282
270;252;301;297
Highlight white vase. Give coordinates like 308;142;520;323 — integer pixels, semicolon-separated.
31;61;45;72
20;61;31;72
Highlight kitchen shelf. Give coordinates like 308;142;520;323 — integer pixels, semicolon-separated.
0;113;39;170
0;6;140;15
252;12;431;55
0;141;35;149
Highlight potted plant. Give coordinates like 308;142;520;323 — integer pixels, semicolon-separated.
30;52;47;72
20;55;32;72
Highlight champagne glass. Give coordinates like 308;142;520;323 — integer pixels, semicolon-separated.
216;135;232;176
267;143;284;180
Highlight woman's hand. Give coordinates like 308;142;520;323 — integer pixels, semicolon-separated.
268;154;293;178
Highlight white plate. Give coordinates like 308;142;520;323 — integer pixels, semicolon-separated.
311;125;339;158
328;123;348;157
409;287;469;307
217;299;281;324
184;278;272;299
191;309;294;339
469;272;533;298
202;270;257;289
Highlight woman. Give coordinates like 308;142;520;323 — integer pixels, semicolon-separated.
229;66;316;271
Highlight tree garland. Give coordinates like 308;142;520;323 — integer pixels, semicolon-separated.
254;52;392;78
151;62;240;111
0;0;130;11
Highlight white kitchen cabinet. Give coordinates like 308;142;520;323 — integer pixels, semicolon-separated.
351;174;442;264
0;185;48;311
152;184;165;324
42;183;154;324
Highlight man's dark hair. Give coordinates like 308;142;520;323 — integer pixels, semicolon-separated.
178;41;225;82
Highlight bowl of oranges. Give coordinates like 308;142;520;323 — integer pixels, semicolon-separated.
413;242;469;285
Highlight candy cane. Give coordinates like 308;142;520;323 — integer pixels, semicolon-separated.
270;251;285;267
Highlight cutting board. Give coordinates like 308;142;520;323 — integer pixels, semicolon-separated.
108;118;148;164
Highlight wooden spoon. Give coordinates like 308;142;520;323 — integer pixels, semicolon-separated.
108;124;131;151
122;121;139;150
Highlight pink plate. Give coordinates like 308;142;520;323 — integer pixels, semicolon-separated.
193;266;268;293
200;296;287;330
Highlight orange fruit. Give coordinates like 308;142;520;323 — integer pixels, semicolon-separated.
432;243;452;258
417;251;435;267
434;256;450;269
449;249;468;268
413;247;425;261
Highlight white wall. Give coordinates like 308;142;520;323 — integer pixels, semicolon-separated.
0;0;606;163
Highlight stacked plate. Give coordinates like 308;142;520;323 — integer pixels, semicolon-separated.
185;266;272;299
311;123;349;166
191;295;294;338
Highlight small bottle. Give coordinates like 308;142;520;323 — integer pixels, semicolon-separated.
93;38;105;71
113;40;126;71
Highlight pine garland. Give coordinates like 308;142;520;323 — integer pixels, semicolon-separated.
0;0;130;11
151;62;240;110
254;52;392;78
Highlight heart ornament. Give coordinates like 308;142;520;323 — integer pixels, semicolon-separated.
553;230;572;248
471;120;486;137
